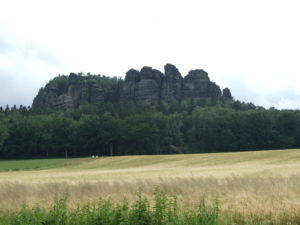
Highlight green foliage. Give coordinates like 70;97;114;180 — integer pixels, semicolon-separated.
0;190;222;225
0;158;81;172
153;188;169;225
197;198;220;225
2;98;300;159
45;195;69;225
2;188;300;224
130;191;152;225
7;206;46;225
0;121;8;151
46;75;69;93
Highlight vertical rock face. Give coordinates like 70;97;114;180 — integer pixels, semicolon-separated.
161;64;183;102
122;66;164;104
65;74;105;110
43;86;74;111
68;73;88;108
222;88;233;99
33;73;106;111
32;64;233;110
121;64;223;104
137;67;164;104
121;69;140;102
182;69;221;99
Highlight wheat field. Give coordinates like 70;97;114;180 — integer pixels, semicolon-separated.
1;149;300;222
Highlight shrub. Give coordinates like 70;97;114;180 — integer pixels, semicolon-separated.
0;189;222;225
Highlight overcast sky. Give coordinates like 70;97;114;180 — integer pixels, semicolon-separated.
0;0;300;109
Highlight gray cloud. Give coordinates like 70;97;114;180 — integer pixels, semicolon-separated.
227;79;300;109
23;41;63;67
0;39;16;54
0;21;63;65
0;69;37;108
0;24;65;108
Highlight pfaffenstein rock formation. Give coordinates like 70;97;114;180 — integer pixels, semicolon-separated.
32;64;232;111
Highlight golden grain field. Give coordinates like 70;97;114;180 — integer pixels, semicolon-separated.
1;149;300;222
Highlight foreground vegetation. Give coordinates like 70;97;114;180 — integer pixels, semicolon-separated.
0;190;221;225
1;189;299;225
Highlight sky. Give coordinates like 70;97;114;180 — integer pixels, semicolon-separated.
0;0;300;109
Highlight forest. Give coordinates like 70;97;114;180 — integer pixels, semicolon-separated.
1;94;300;159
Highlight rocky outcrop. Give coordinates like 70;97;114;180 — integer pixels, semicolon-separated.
32;64;233;110
34;85;75;111
182;69;221;99
68;73;105;107
222;88;233;99
33;74;106;111
122;66;164;104
161;64;183;102
122;65;224;104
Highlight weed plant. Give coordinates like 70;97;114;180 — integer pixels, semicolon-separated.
0;189;221;225
1;189;299;225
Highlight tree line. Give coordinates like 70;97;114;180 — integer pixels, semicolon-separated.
0;99;300;159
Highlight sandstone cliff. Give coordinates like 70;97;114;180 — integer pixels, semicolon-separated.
32;64;232;111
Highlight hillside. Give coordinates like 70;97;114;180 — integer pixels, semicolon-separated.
32;64;232;111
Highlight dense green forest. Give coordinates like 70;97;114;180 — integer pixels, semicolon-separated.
1;93;300;159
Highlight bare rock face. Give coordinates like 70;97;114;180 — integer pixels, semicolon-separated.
67;74;105;108
67;73;88;108
222;88;233;99
55;94;74;111
38;85;74;111
121;69;140;102
137;67;163;104
122;66;164;104
182;69;221;99
122;64;223;104
33;73;105;111
161;64;183;102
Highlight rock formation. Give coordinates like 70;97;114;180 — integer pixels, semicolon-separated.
161;64;183;102
33;74;106;111
32;64;233;111
222;88;233;99
182;69;221;99
122;67;164;104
